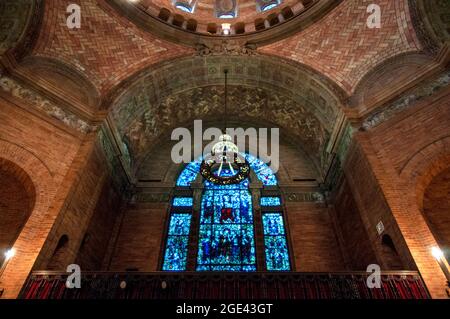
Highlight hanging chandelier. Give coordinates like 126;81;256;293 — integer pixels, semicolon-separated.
200;70;250;185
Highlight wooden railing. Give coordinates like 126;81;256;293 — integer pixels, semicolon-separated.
19;271;430;299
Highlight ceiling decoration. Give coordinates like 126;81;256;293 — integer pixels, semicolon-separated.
109;55;344;131
200;69;251;185
31;0;193;93
106;0;339;46
119;85;329;172
409;0;450;55
0;0;35;55
260;0;423;94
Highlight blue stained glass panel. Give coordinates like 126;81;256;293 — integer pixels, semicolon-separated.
260;196;281;207
245;154;278;186
262;213;290;271
197;179;256;271
168;213;192;235
173;197;193;207
176;154;278;187
162;236;189;271
176;161;201;186
162;213;192;271
262;213;285;235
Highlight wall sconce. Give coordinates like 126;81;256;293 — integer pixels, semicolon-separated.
0;248;16;278
431;246;450;294
5;249;15;261
221;23;231;35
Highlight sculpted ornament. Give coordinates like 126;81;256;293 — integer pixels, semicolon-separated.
195;42;257;56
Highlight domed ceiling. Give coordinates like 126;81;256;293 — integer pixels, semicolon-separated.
108;0;339;43
140;0;300;26
1;0;445;188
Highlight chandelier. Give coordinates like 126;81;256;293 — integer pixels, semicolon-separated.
200;70;250;185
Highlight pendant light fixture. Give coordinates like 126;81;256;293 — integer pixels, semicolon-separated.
200;69;250;185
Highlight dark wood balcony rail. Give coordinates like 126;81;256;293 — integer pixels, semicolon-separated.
19;271;430;299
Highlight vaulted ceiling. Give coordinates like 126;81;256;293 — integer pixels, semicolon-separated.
1;0;448;186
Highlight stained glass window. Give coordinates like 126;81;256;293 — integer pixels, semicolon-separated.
162;213;192;271
168;155;291;272
173;197;193;207
245;154;278;186
260;196;281;207
176;154;277;186
197;170;256;271
176;160;201;186
262;213;290;271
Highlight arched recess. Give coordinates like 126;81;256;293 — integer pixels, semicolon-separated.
399;136;450;298
15;56;101;111
104;54;346;184
349;52;434;109
0;140;56;298
47;235;69;270
423;166;450;263
0;158;35;265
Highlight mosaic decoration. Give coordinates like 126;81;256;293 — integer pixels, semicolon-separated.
162;213;192;271
0;76;94;133
173;197;194;207
260;196;281;207
362;71;450;130
197;170;256;271
176;154;277;187
0;0;34;54
118;84;332;166
262;213;290;271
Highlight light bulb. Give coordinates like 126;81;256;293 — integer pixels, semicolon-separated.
431;246;444;260
222;23;231;35
4;249;15;261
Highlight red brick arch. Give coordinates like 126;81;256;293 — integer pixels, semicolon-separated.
398;136;450;298
0;139;57;298
399;136;450;212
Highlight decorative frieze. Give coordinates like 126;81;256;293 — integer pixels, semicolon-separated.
195;42;257;57
362;71;450;130
0;75;95;133
284;192;325;203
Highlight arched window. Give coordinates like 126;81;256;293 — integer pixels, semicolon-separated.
162;154;291;272
256;0;281;12
215;0;238;19
172;0;197;14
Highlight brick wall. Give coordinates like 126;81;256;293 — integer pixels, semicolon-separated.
333;180;377;270
345;88;450;298
422;164;450;263
108;203;169;271
0;159;34;265
74;177;122;270
285;202;344;271
0;95;83;298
